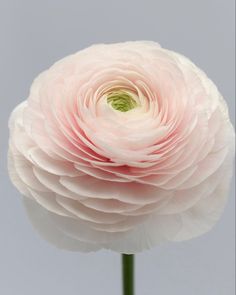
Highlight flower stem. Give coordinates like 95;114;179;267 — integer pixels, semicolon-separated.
122;254;135;295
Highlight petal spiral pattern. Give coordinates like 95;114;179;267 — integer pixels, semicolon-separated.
8;41;235;253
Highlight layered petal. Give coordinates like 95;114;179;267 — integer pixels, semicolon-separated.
8;41;235;253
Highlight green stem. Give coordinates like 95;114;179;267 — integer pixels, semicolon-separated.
122;254;135;295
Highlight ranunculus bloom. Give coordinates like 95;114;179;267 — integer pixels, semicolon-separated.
8;41;235;253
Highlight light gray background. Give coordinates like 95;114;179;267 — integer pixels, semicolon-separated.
0;1;235;294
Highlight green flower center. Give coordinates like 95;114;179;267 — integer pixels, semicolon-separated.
107;90;137;112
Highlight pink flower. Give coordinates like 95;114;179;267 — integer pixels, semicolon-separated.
8;41;235;253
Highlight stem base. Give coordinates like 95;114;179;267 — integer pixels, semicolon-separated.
122;254;134;295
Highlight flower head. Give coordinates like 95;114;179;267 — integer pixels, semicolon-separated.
8;41;235;253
